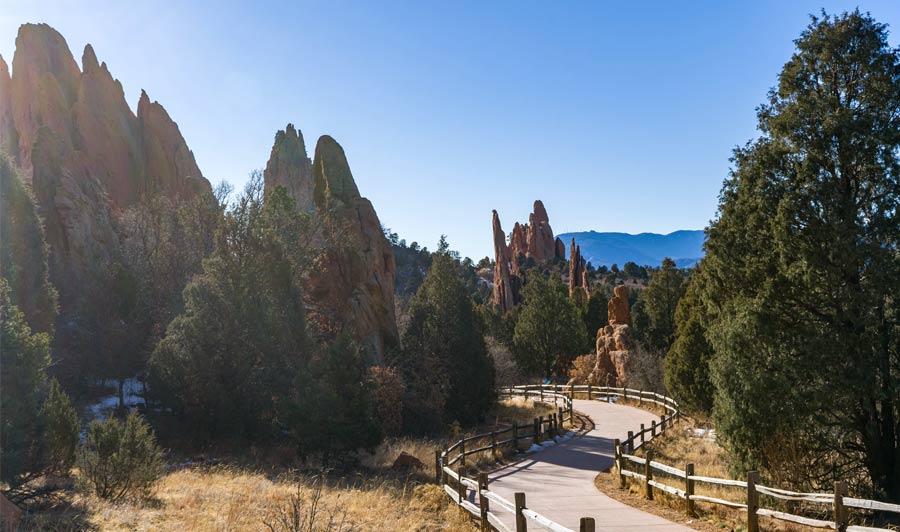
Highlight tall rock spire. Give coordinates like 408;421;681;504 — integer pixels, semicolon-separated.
492;210;515;312
263;123;313;212
305;134;398;362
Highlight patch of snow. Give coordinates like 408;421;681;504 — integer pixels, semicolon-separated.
690;428;716;439
84;378;145;424
540;440;556;448
526;444;543;453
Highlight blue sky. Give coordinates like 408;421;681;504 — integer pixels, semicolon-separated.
2;1;899;260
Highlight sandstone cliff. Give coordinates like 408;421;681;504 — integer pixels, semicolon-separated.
263;126;398;362
2;24;210;311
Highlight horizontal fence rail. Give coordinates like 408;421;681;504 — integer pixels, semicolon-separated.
437;385;597;532
439;384;899;532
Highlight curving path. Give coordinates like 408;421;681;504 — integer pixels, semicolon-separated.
486;399;694;531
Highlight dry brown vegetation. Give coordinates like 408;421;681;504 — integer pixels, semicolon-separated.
19;398;556;532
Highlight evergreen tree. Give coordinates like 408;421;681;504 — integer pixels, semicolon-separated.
396;242;495;431
703;11;900;498
0;279;51;485
664;268;714;415
632;258;686;353
0;155;57;334
149;177;310;438
513;272;588;378
40;378;80;474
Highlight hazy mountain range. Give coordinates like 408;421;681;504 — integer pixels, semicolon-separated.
557;230;705;268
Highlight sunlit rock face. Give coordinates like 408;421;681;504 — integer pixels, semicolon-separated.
491;200;566;312
2;23;209;311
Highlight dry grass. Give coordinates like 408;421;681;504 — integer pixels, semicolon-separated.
22;467;478;532
19;398;557;532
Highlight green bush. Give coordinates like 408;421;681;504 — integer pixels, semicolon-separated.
40;378;80;474
77;410;164;502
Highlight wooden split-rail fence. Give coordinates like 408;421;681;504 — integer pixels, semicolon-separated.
438;384;900;532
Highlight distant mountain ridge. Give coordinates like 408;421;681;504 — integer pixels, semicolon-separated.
556;230;705;268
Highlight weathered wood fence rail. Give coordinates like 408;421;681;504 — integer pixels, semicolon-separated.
437;384;900;531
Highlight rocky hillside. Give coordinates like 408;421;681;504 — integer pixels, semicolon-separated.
0;23;210;313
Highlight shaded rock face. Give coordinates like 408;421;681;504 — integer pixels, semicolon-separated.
491;200;562;311
568;238;589;298
0;56;16;157
263;124;313;213
2;24;209;308
265;128;398;362
608;285;630;325
492;210;517;313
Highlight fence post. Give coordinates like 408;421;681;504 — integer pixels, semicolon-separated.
540;386;544;402
587;384;592;400
660;414;666;432
460;439;466;467
834;481;848;532
478;473;490;532
533;417;540;445
685;463;695;517
624;388;628;401
558;407;564;435
459;465;467;503
640;423;645;446
434;449;442;484
579;517;595;532
627;430;634;454
570;383;575;401
615;438;625;489
491;430;497;461
651;420;657;438
515;492;527;532
645;450;654;500
747;470;759;532
513;423;519;453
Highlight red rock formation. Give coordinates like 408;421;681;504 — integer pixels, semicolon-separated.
3;23;210;310
492;210;515;312
263;123;313;212
568;238;589;297
593;324;634;387
509;222;527;274
306;135;398;362
138;90;206;198
526;200;555;261
491;200;560;311
608;285;630;325
554;237;566;261
0;55;15;157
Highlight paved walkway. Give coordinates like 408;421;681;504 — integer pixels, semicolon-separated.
487;399;694;531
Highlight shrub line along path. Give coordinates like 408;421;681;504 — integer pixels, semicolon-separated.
486;399;695;531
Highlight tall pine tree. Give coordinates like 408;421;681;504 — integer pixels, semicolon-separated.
700;11;900;498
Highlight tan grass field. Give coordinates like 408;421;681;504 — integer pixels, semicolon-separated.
19;398;557;532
